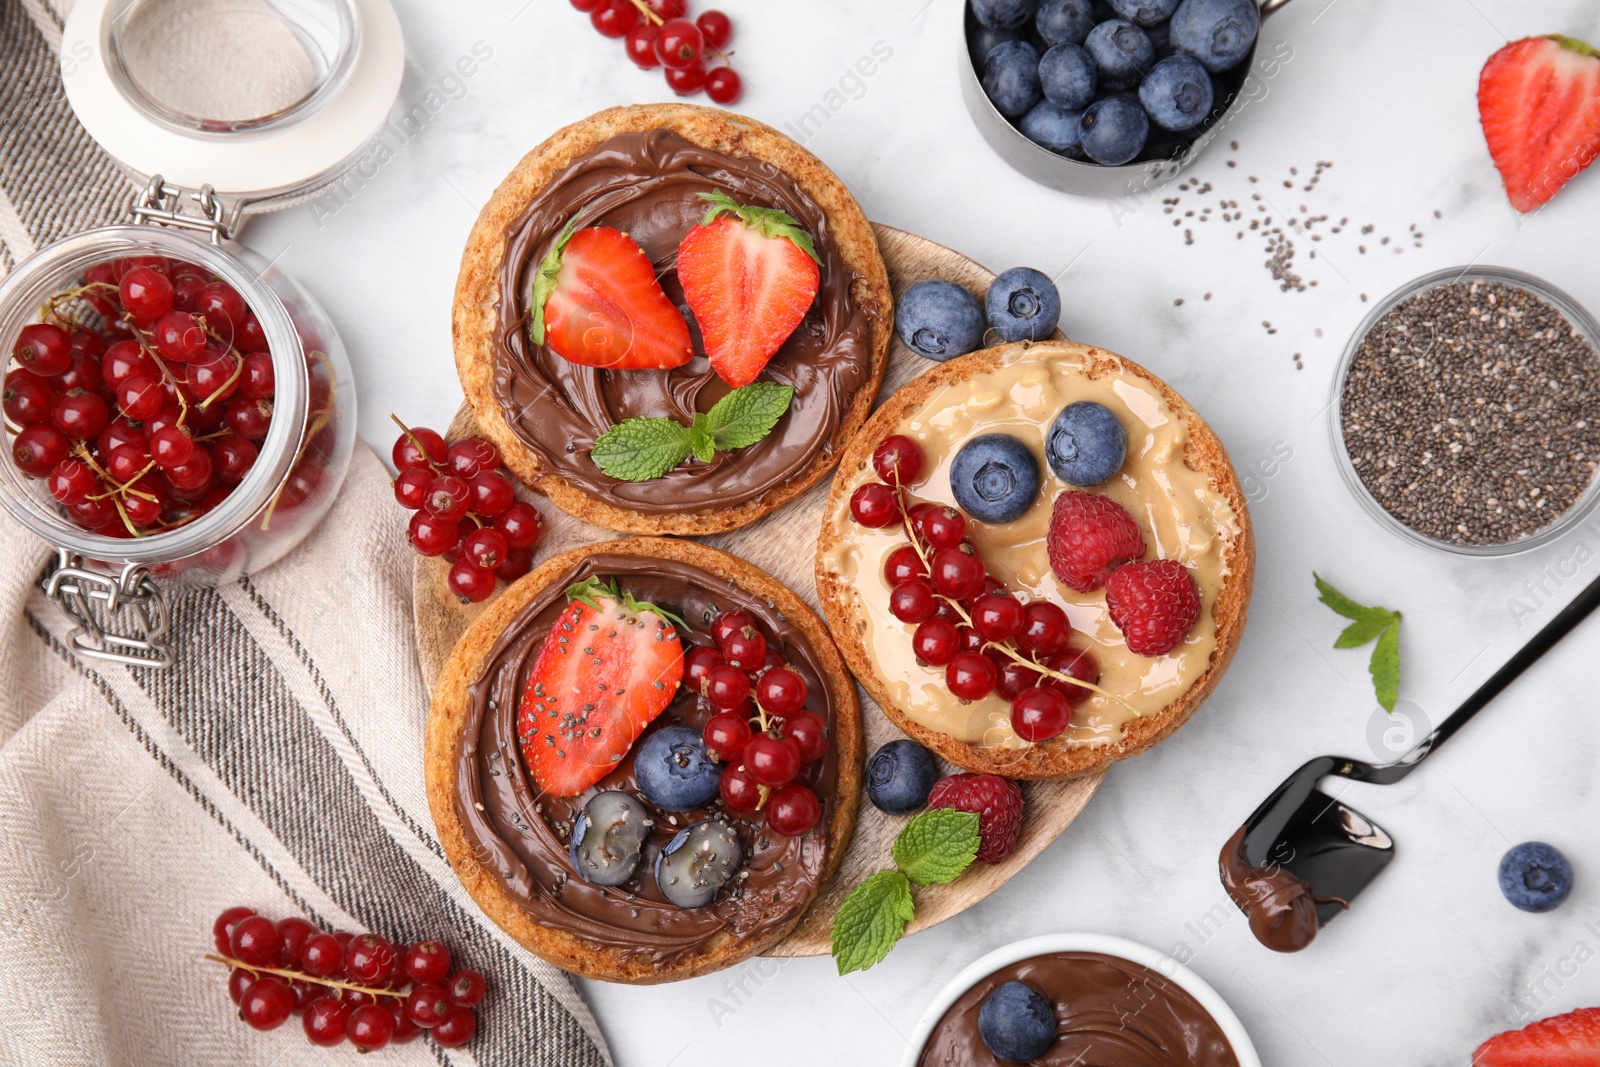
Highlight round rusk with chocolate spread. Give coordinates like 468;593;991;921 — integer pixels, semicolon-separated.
426;537;862;984
816;341;1253;780
454;103;892;535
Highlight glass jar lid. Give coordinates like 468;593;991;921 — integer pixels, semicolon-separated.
61;0;404;226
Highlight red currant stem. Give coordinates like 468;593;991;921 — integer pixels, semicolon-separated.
203;954;408;999
130;327;191;429
109;494;142;538
387;412;444;477
748;700;777;735
196;352;245;412
623;0;663;26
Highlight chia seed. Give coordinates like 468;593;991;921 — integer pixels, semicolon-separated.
1340;279;1600;546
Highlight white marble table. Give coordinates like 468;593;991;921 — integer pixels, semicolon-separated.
247;0;1600;1062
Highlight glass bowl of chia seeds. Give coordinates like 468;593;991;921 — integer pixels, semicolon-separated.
1331;265;1600;557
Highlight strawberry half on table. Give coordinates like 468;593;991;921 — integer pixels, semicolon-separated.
1479;34;1600;212
676;191;821;389
530;221;694;370
1475;1006;1600;1066
517;576;686;797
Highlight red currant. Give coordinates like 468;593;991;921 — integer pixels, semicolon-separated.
756;667;808;716
149;425;195;469
912;616;960;666
1044;647;1099;706
494;500;542;549
496;546;533;583
3;372;53;426
196;282;246;334
432;1006;479;1049
119;266;174;321
399;937;453;986
212;436;257;482
685;645;724;691
447;437;499;479
394;467;432;509
345;934;399;985
712;609;754;646
240;351;274;398
101;341;151;388
766;783;820;836
224;396;272;440
422;474;471;522
703;711;752;762
240;976;294;1031
227;967;253;1006
884;544;928;585
15;323;72;376
388;997;423;1043
664;59;707;94
1011;685;1070;742
12;424;70;477
229;915;282;966
643;0;686;16
446;970;487;1007
697;10;733;48
462;527;509;570
958;626;986;654
106;443;148;484
872;434;925;485
300;932;345;977
122;486;164;527
50;391;109;441
68;328;106;360
849;482;899;527
409;511;460;556
720;625;767;669
303;996;351;1047
889;578;938;624
922;506;967;549
703;664;750;709
972;592;1024;641
171;273;206;314
449;557;497;603
188;352;239;405
655;17;702;67
470;471;515;517
625;24;661;67
347;1003;396;1051
406;983;452;1028
929;544;987;600
995;657;1043;700
907;501;940;539
164;446;214;492
67;497;115;530
782;710;829;762
152;311;208;362
719;763;762;813
570;0;603;9
590;0;638;37
58;351;103;393
393;426;446;471
946;651;998;701
274;916;317;967
1018;601;1070;656
745;734;801;786
212;906;255;955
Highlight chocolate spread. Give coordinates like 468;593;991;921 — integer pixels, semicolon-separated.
1219;825;1336;954
917;952;1239;1067
493;130;878;514
455;551;839;968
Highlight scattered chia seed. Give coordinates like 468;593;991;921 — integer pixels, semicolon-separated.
1340;279;1600;546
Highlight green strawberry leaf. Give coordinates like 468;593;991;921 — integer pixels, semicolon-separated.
566;576;621;613
707;382;796;451
890;809;981;887
1370;620;1401;713
831;869;915;976
529;215;582;346
697;190;820;264
590;417;693;482
688;412;716;464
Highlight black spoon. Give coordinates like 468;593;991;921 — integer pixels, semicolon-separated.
1219;569;1600;952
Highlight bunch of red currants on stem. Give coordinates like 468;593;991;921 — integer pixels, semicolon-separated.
212;906;485;1052
571;0;742;104
848;435;1104;745
693;609;830;837
4;256;325;539
391;418;543;603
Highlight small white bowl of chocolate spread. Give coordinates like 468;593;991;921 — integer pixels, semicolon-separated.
904;933;1260;1067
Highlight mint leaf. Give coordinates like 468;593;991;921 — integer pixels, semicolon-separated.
831;870;915;976
590;417;692;482
697;191;820;264
1313;572;1388;623
1370;621;1401;712
529;216;581;345
708;382;796;450
688;413;716;464
891;809;980;887
1334;613;1395;649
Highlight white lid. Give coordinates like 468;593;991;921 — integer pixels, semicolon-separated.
61;0;404;210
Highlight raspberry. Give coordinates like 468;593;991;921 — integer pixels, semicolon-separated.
1045;490;1146;592
1105;559;1201;656
927;773;1024;864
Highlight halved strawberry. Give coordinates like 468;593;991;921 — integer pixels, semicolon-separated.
1475;1006;1600;1066
516;576;686;797
530;222;694;370
676;191;821;389
1479;35;1600;212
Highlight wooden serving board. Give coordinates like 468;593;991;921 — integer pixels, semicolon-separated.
413;224;1103;958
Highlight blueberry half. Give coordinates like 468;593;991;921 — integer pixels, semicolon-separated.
569;791;652;888
655;819;744;908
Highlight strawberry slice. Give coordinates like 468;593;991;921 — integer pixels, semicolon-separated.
530;222;694;370
676;191;821;389
1479;35;1600;212
1475;1007;1600;1066
516;576;686;797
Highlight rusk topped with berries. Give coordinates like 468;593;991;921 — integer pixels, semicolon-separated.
816;341;1253;780
426;536;861;983
453;103;891;536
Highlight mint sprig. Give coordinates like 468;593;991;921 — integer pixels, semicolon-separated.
1314;572;1403;712
698;191;820;264
589;381;795;482
831;808;982;975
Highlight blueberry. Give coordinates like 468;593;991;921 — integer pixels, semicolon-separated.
634;725;721;812
978;981;1057;1063
1035;0;1095;46
1038;43;1097;109
1139;54;1215;131
866;739;940;815
1499;842;1574;913
972;0;1039;29
655;819;743;908
1080;95;1149;165
986;267;1061;342
1169;0;1258;73
1046;401;1127;486
1084;19;1153;91
897;280;985;361
982;40;1042;117
951;434;1041;524
970;24;1020;66
1107;0;1179;24
569;791;651;887
1019;101;1085;154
